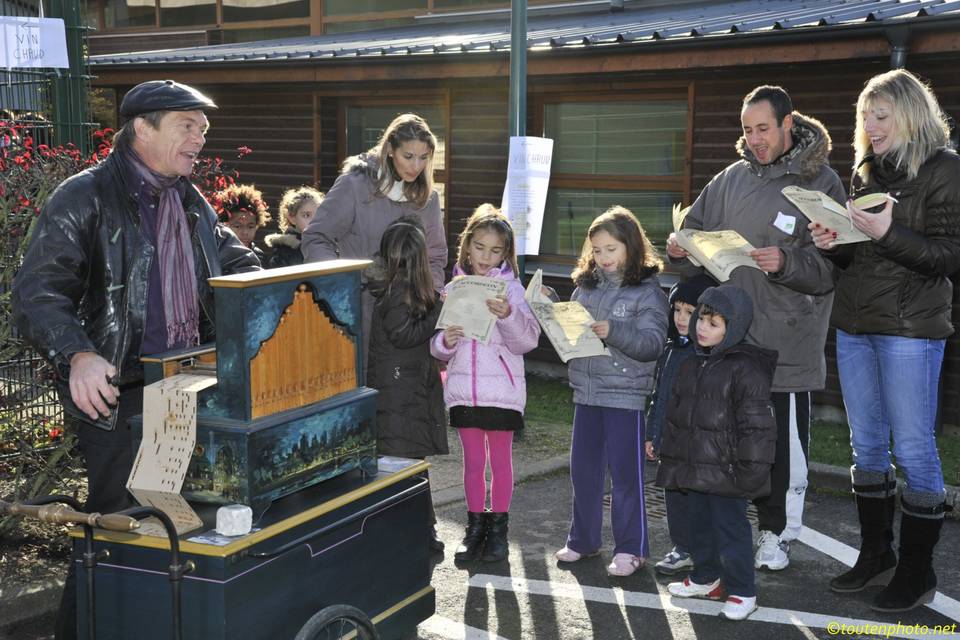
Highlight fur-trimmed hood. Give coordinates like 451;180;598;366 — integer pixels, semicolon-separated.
341;153;378;178
736;111;832;181
264;229;301;249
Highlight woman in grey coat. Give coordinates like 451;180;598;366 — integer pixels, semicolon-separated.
301;114;447;368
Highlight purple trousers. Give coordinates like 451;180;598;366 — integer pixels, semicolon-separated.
565;403;649;557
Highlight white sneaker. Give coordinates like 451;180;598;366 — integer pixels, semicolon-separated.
655;548;694;575
720;595;757;620
555;546;599;563
755;530;789;571
667;577;725;600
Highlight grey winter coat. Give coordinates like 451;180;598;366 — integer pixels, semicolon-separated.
671;112;845;392
300;154;447;367
567;270;669;411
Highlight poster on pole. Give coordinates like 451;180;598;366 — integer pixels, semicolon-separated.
501;136;553;256
0;17;69;69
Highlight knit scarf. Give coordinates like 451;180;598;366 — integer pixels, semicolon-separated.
123;145;200;348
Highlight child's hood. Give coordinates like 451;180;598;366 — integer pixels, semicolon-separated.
666;274;716;341
450;261;517;283
691;285;754;355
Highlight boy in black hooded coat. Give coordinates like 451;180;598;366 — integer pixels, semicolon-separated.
656;285;777;621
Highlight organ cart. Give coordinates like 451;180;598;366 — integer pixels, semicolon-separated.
53;260;434;639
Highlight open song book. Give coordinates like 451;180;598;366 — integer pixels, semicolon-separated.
524;269;609;363
781;187;890;245
672;203;762;283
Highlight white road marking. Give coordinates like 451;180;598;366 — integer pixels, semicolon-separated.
465;574;950;639
798;525;960;622
420;614;511;640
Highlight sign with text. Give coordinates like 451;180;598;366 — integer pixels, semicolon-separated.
501;136;553;256
1;17;69;69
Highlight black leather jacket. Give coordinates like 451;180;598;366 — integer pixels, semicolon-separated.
12;150;260;427
827;149;960;338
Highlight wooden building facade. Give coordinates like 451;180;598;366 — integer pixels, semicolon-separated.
89;1;960;426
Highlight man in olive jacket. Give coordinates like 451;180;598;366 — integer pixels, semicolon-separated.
667;85;845;572
11;80;260;639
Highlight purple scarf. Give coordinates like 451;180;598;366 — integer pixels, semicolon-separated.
123;146;200;348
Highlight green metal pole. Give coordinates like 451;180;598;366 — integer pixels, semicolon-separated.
48;0;89;154
509;0;527;275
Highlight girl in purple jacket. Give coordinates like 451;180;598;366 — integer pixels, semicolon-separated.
431;204;541;563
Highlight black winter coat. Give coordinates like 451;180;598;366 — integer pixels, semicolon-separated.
265;229;304;269
11;151;260;429
827;149;960;338
366;286;449;458
656;343;778;499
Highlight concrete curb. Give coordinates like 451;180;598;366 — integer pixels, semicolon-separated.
433;454;570;508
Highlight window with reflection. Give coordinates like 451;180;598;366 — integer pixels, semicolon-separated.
323;0;423;15
344;102;449;209
104;0;156;28
223;0;309;23
537;96;688;256
345;104;446;171
220;25;310;42
160;0;215;27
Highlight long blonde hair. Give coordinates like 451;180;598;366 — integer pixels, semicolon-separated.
855;69;950;182
371;113;437;210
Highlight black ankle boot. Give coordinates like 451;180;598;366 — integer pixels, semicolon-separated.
830;494;896;592
872;512;943;612
481;512;509;563
454;512;487;562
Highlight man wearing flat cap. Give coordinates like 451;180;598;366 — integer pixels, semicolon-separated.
12;79;260;639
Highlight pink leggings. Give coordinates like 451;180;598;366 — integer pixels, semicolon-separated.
458;428;514;513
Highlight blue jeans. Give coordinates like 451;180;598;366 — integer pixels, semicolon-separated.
836;331;945;495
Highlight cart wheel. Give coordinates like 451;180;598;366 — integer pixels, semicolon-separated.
294;604;379;640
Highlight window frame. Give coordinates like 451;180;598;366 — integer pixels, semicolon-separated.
335;91;451;218
530;82;695;264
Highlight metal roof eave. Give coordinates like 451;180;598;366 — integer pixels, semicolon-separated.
89;12;960;73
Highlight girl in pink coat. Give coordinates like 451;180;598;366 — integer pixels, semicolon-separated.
431;204;540;563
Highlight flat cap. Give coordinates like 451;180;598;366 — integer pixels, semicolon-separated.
119;79;217;119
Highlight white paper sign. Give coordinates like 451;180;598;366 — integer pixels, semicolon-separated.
0;17;69;69
501;136;553;256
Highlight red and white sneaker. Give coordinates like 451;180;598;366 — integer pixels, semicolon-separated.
667;577;725;600
720;595;757;620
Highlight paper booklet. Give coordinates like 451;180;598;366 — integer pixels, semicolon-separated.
781;187;889;245
524;269;610;363
671;202;761;283
435;275;508;344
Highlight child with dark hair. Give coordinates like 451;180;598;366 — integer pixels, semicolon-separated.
431;203;540;564
212;183;271;264
555;205;669;577
657;285;777;621
366;216;448;554
266;186;323;268
644;274;716;575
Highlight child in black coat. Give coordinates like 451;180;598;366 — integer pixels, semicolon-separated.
644;274;715;576
656;285;777;621
365;216;448;554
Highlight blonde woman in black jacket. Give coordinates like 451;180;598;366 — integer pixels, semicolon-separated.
811;69;960;613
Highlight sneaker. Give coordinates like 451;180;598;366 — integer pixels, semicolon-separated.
655;548;694;575
555;546;600;563
607;553;643;577
720;595;757;620
667;577;725;600
755;530;789;571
